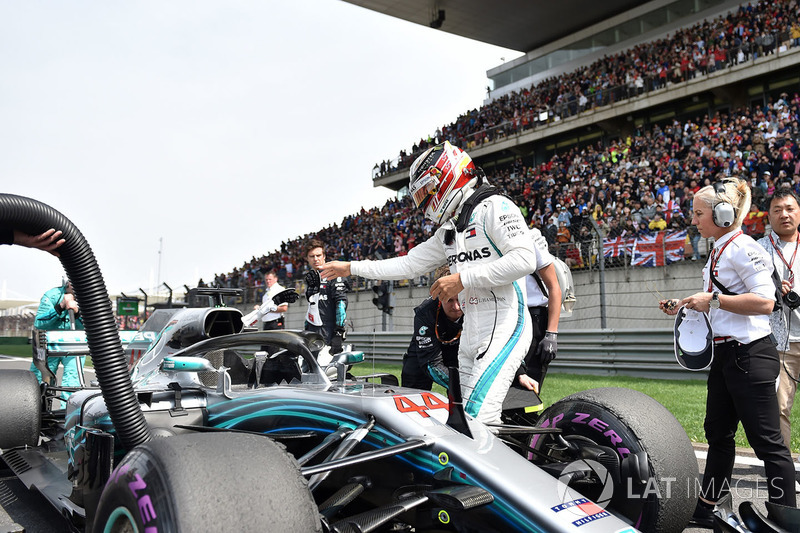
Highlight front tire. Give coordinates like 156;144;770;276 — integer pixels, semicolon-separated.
92;432;320;532
531;387;696;533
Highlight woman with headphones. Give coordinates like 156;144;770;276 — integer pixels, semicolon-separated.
660;177;796;526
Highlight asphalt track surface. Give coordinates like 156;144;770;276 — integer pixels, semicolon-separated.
0;355;788;533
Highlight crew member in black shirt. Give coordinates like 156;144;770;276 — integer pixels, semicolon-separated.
402;268;463;390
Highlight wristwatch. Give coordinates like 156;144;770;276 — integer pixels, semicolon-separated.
710;291;721;310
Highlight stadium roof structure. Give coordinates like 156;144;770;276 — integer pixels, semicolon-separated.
342;0;650;53
0;299;37;312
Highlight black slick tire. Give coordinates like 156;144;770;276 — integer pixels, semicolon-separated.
532;387;696;533
0;370;41;449
92;432;320;532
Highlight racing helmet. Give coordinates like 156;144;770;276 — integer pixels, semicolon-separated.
552;258;576;317
409;141;477;224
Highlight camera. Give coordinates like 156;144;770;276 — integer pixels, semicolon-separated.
784;290;800;310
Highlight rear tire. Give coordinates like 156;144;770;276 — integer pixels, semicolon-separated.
0;370;41;448
531;387;696;533
92;432;320;532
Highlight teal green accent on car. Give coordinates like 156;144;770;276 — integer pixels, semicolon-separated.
103;507;139;533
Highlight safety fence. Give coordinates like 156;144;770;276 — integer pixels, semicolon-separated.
230;230;715;312
347;328;701;381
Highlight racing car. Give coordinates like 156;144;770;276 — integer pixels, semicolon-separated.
0;193;760;532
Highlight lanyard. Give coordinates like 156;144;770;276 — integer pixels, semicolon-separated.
707;230;742;292
769;232;800;288
435;303;462;345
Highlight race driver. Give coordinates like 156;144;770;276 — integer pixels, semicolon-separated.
321;141;536;424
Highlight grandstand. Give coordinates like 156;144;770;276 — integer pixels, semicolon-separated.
358;0;800;188
213;0;800;333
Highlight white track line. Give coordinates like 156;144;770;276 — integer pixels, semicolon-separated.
0;355;95;374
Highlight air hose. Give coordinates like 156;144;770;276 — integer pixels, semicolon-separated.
0;194;152;449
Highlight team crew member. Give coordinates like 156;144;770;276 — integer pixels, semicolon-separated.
0;227;64;254
516;228;562;393
322;141;536;425
402;268;464;390
757;189;800;453
660;178;796;524
30;280;85;402
304;239;349;354
257;270;287;330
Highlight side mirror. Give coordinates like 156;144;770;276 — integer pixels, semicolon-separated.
330;351;365;384
344;351;364;365
332;350;364;366
161;357;216;373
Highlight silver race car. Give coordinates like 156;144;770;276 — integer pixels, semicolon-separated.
1;194;715;532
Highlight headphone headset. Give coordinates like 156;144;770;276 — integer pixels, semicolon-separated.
712;181;736;228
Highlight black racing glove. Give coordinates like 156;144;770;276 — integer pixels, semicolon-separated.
272;289;300;305
330;328;345;355
305;270;321;299
535;331;558;365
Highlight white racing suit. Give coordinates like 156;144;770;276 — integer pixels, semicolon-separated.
351;193;535;424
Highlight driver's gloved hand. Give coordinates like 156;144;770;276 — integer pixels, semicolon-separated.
330;329;345;355
305;270;321;299
535;331;558;365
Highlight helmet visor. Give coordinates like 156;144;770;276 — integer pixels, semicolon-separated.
409;169;439;208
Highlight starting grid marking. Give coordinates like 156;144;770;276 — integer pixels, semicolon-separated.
695;449;800;470
0;355;95;374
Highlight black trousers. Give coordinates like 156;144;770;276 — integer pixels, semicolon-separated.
262;318;283;331
401;353;433;391
702;336;796;506
523;306;549;384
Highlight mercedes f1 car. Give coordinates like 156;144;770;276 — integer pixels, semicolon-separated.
3;193;776;533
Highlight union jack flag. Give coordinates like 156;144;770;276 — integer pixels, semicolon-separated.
664;200;683;221
603;237;634;257
631;230;687;267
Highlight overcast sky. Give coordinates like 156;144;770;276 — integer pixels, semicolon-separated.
0;0;520;303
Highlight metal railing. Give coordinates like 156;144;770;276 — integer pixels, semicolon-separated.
235;272;437;308
348;328;699;381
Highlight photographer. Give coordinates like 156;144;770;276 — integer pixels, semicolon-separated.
758;189;800;456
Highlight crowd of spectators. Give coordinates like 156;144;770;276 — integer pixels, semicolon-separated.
212;2;800;296
211;195;435;298
214;91;800;294
499;93;800;265
375;0;800;176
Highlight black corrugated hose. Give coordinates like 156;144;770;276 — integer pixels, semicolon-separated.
0;194;152;449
